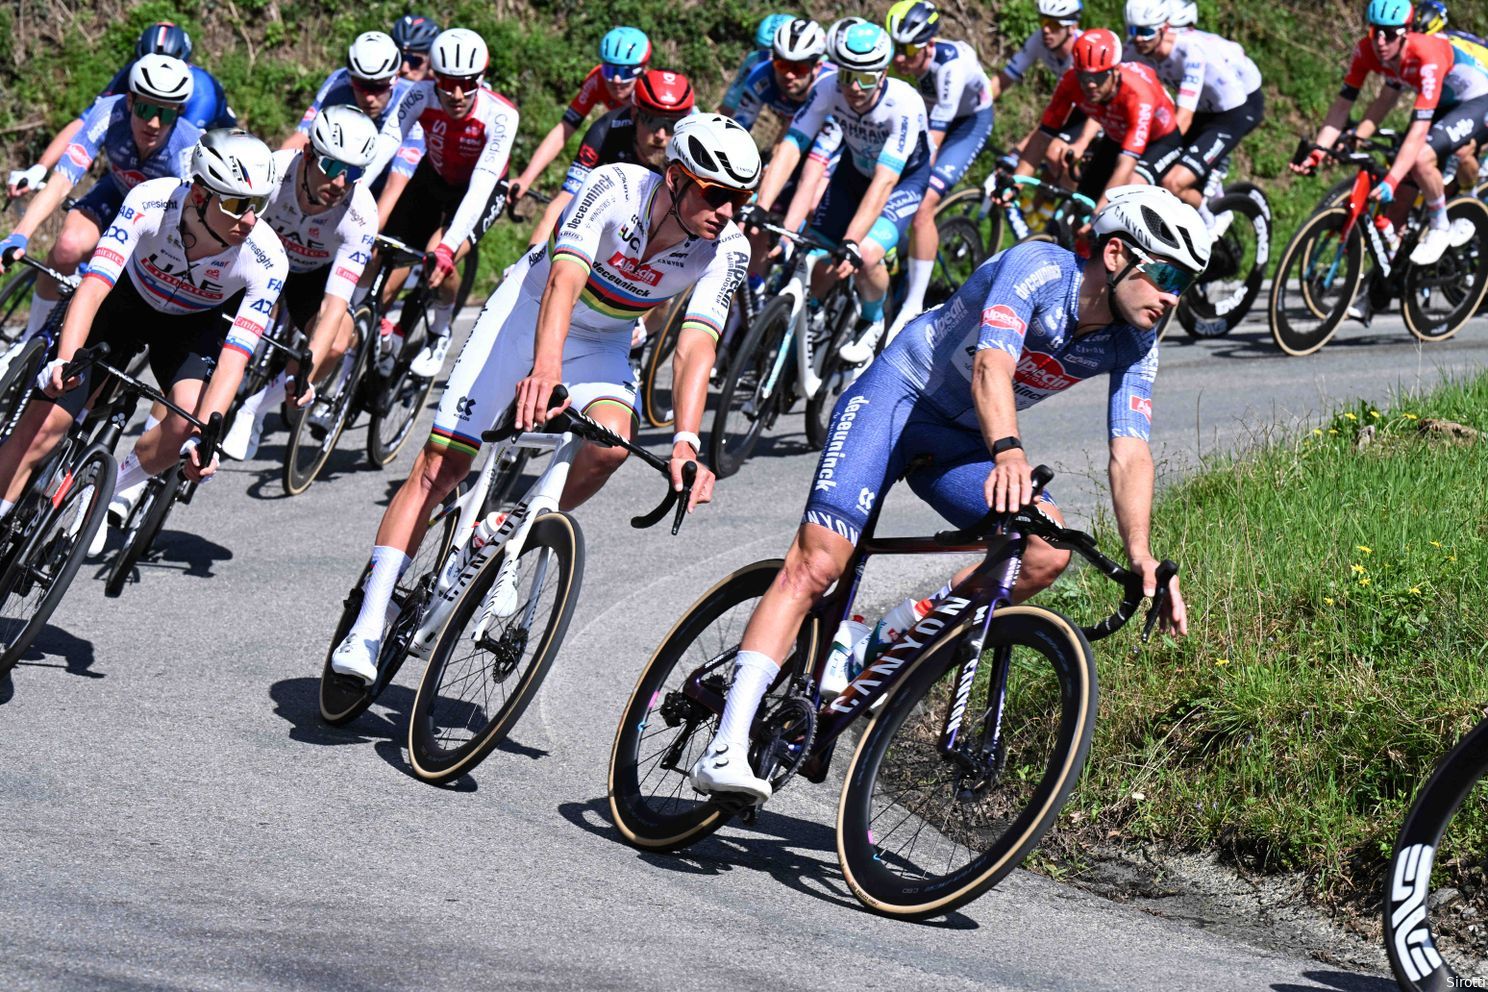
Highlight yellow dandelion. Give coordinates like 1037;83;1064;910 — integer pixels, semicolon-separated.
1359;577;1371;586
1345;412;1358;421
1312;428;1323;436
1404;412;1419;420
1357;545;1372;555
1329;429;1339;435
1430;540;1443;548
1449;555;1458;562
1216;658;1230;666
1410;587;1422;595
1351;563;1366;575
1370;410;1380;419
1323;597;1335;606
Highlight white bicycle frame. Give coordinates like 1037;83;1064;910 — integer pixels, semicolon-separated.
406;428;576;658
754;235;862;406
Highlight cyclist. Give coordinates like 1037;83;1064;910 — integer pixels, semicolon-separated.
8;22;233;198
689;186;1207;802
727;18;833;132
1412;1;1488;187
0;130;286;527
721;13;797;118
221;106;380;461
526;69;696;247
392;14;441;82
1123;0;1264;226
1292;0;1488;266
988;1;1085;187
1013;29;1182;213
283;31;422;203
753;21;931;365
360;27;519;379
506;27;651;207
329;115;759;684
885;0;995;326
0;56;202;344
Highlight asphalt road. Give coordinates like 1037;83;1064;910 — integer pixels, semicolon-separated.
3;302;1482;992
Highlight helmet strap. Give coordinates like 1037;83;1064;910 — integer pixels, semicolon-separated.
1103;237;1143;322
192;190;232;251
664;168;702;241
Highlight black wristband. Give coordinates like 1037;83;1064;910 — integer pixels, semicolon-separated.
991;436;1023;457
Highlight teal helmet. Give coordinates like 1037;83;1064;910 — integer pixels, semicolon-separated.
1366;0;1414;27
599;26;651;66
756;14;796;50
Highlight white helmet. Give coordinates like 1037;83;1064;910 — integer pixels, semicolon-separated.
826;16;868;58
1168;0;1197;26
129;53;194;105
347;31;401;82
430;28;488;77
1093;185;1211;275
310;105;380;168
1037;0;1084;20
667;113;762;191
773;18;827;61
831;21;894;72
191;128;277;198
1125;0;1171;28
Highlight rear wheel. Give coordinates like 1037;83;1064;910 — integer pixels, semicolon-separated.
1179;192;1268;338
0;336;47;444
710;295;792;479
1268;206;1362;357
368;293;435;467
0;267;38;346
284;315;366;495
927;216;983;309
804;293;860;451
1401;196;1488;343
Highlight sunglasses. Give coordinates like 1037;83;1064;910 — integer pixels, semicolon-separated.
601;62;645;82
1126;242;1199;295
1127;23;1163;39
1078;69;1115;86
349;76;393;95
637;110;686;132
213;191;270;219
840;70;885;91
434;72;481;93
685;174;752;210
402;52;427;69
896;42;928;58
772;57;818;74
315;154;365;183
132;99;181;125
1040;16;1079;29
1370;24;1407;41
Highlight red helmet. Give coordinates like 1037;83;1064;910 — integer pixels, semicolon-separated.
634;69;695;113
1072;28;1122;72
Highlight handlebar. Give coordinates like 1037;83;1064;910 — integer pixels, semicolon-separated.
504;181;554;223
2;249;82;292
373;233;426;267
1291;136;1393;176
933;464;1178;643
61;342;221;445
194;411;224;470
985;173;1096;214
480;386;698;536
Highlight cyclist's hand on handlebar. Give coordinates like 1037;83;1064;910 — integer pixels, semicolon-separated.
428;243;458;289
1290;148;1327;176
287;374;316;408
671;442;715;512
1133;555;1187;636
7;164;45;200
830;239;864;279
181;436;220;484
38;357;78;397
513;365;566;430
1369;178;1396;204
984;449;1034;513
1;231;28;268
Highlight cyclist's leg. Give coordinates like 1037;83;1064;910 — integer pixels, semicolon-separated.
903;106;994;319
1162;89;1264;211
1418;96;1488;250
556;347;641;511
25;192;109;338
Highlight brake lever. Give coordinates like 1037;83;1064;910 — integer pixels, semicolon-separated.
630;460;697;534
1140;560;1180;643
670;460;697;535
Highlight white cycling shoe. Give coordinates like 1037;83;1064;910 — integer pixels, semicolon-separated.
1410;226;1452;267
837;319;884;365
409;334;451;378
330;633;380;685
221;410;263;462
1448;217;1477;248
689;738;772;804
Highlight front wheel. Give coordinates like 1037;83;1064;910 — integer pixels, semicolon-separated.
1401;196;1488;343
837;604;1097;920
640;293;689;430
407;511;584;783
1384;715;1488;990
1268;206;1363;357
1178;191;1269;338
284;319;365;496
709;295;793;479
0;336;47;444
103;473;179;598
926;215;983;310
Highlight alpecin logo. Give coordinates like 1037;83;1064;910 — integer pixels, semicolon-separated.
606;251;662;286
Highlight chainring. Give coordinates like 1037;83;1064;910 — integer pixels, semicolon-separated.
750;694;817;792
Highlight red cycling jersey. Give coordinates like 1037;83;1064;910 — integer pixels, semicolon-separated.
1342;32;1488;120
563;65;627;129
1041;62;1178;156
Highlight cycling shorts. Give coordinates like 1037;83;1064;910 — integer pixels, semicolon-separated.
1427;94;1488;162
70;182;126;228
280;264;337;333
48;275;231;418
811;153;934;258
1167;88;1265;181
929;106;996;196
800;357;1051;545
1052;108;1089;147
383;157;506;253
1076;129;1185;200
428;261;638;457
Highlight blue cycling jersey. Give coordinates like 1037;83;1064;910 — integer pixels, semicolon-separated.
721;50;771;114
58;95;203;195
295;69;424;180
94;63;236;130
731;59;838;131
883;240;1158;441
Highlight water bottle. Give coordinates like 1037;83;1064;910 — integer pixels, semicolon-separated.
471;511;508;553
821;616;871;698
862;597;933;669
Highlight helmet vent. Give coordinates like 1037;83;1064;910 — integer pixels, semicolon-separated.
1140;204;1178;249
686;135;717;172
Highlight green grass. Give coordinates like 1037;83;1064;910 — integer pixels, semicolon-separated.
1038;372;1488;901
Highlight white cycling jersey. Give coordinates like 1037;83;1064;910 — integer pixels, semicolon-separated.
911;40;992;129
87;176;289;360
786;76;930;175
261;149;377;303
1003;29;1083;82
364;82;519;250
1127;30;1262;113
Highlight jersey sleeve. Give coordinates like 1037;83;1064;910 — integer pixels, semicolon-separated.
391;123;425;178
1118;79;1157;156
732;65;771;131
784;81;832;152
679;229;750;342
877;90;926;173
364;84;428;184
296;70;342;135
224;245;289;360
57;97;117;185
1341;39;1376;98
973;270;1044;359
720;53;760;116
84;180;168;289
563;113;611;195
1107;341;1158;441
440;96;519;249
929;60;963;131
1405;38;1449;116
552;166;623;272
1003;33;1040;82
1175;40;1206;111
1039;71;1080;133
326;189;378;303
562;67;604;129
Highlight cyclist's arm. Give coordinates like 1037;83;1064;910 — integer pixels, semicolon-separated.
528;190;573;248
1317;44;1374;150
10;171;76;240
757;139;804;215
844;164;901;246
513;252;584;428
280;130;310;153
363;87;424;186
204;258;287;419
1108;435;1155;566
671;234;747;450
1312;93;1358;154
1174;46;1206;136
307;195;377;372
1355;85;1403;140
1017;128;1054;175
438;101;519;254
54;273;111;363
781;147;832;232
989;70;1017;101
970;347;1032;511
513;120;578;195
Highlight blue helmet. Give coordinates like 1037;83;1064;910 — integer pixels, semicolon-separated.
1367;0;1414;27
599;26;651;66
391;14;442;52
755;14;796;49
1414;0;1447;32
136;21;193;62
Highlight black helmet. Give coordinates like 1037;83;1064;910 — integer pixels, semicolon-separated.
391;14;442;53
135;21;193;63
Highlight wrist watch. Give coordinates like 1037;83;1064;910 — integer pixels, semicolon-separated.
991;435;1023;457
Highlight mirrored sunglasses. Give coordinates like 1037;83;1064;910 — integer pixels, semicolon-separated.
132;99;181;125
637;111;686;132
1128;243;1199;295
214;192;270;219
688;175;752;210
349;76;393;95
896;42;928;58
601;62;645;82
315;154;365;183
840;70;885;91
1040;16;1079;29
1077;68;1115;86
1370;24;1407;41
772;57;818;74
1127;23;1163;39
434;72;481;93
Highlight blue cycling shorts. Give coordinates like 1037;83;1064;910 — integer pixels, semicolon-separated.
929;105;995;196
71;181;127;227
810;153;933;259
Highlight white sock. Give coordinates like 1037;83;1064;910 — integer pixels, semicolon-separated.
348;545;411;642
24;295;58;340
430;301;456;340
239;373;287;422
0;498;14;518
900;257;935;316
114;450;152;494
716;650;779;746
142;413;161;432
1428;197;1449;231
